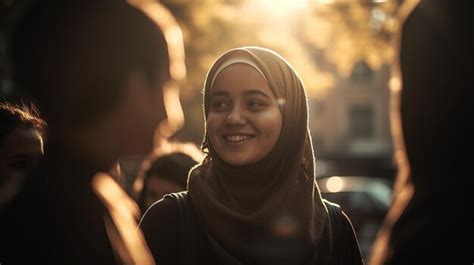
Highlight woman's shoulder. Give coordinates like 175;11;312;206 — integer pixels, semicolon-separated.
139;194;181;264
323;199;356;234
323;199;364;264
139;194;180;231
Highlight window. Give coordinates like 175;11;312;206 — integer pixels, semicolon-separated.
350;61;373;83
349;105;374;139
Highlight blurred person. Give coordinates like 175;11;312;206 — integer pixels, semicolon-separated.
135;142;203;213
369;1;472;264
108;162;126;188
0;102;45;208
0;1;184;264
140;47;363;265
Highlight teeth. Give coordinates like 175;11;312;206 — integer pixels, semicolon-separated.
225;135;253;142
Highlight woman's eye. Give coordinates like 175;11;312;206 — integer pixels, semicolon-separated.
248;100;265;109
211;101;230;110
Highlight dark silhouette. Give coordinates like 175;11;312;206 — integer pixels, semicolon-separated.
369;1;472;264
0;1;179;264
140;46;363;265
0;102;45;208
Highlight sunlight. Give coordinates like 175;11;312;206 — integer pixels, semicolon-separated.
256;0;310;16
318;0;389;3
128;0;186;81
326;176;344;193
389;76;401;93
92;173;155;265
156;80;184;139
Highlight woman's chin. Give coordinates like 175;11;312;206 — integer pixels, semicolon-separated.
220;155;258;167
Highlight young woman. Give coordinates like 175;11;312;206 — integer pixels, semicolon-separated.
140;46;363;265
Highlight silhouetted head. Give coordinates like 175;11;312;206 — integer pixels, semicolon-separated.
399;0;471;191
9;1;174;165
0;102;45;205
10;1;170;126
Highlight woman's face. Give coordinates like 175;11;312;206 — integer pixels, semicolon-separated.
207;63;282;166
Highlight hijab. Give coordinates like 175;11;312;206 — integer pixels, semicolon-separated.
188;46;328;264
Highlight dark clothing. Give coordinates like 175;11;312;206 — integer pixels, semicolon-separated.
370;1;472;264
140;192;363;265
0;146;119;265
141;196;219;265
388;195;468;264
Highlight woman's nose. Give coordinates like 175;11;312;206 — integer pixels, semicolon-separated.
226;105;247;126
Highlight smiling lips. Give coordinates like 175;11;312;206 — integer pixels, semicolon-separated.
224;134;255;143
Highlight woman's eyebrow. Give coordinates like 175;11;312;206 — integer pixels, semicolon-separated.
210;91;229;98
243;90;271;99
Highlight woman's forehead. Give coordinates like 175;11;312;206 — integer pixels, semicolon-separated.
210;64;273;96
224;49;254;60
210;51;264;83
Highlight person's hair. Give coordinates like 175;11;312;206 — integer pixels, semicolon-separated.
0;102;46;145
134;141;203;211
9;0;170;126
145;152;196;188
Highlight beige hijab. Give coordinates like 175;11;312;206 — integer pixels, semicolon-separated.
188;46;328;264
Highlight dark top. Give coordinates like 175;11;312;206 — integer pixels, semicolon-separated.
140;197;219;265
140;193;363;265
383;1;472;264
0;146;119;265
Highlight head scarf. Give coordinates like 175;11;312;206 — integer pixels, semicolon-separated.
188;46;328;264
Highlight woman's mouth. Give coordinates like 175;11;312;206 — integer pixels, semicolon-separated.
223;134;255;143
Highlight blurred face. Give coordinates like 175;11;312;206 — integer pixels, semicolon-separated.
0;127;44;189
141;76;168;153
207;63;282;166
144;177;184;209
121;69;174;155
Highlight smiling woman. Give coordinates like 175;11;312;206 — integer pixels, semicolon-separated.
207;59;282;166
139;46;363;265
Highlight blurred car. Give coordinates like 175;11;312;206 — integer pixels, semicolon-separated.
317;176;393;260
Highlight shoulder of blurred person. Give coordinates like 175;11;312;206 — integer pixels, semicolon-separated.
0;160;120;264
